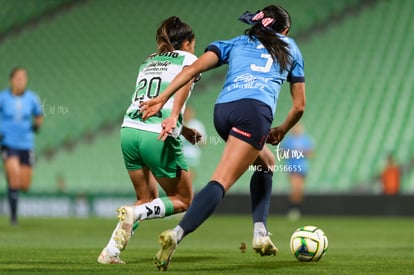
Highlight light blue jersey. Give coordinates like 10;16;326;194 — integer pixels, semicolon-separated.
281;133;313;175
0;89;43;150
206;34;304;115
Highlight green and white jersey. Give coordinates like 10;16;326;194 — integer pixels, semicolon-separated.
122;50;197;137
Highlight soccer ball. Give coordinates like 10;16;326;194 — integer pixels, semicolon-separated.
290;225;328;262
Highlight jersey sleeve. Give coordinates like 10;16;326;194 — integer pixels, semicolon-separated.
31;92;43;116
0;92;3;112
183;52;197;66
182;52;201;82
287;39;305;83
205;37;237;66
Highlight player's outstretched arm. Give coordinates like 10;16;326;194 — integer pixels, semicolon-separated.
140;51;219;120
158;80;194;141
267;82;305;145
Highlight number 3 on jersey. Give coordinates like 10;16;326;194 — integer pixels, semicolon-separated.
250;44;273;73
133;76;162;102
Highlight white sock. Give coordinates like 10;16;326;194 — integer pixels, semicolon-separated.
105;222;121;256
173;225;184;243
254;222;267;236
132;198;166;221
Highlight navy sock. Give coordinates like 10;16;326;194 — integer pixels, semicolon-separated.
179;181;225;238
7;187;18;224
250;170;273;227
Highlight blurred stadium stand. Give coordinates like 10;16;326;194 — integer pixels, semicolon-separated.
0;0;413;216
0;0;76;36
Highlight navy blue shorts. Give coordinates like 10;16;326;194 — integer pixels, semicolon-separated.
214;99;273;150
1;146;34;166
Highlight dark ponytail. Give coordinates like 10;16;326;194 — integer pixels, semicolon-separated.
156;16;195;54
245;5;292;72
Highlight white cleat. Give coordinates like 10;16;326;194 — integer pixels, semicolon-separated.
114;206;135;251
252;233;278;256
97;248;125;264
153;230;177;271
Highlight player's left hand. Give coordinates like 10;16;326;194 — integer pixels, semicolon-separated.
139;98;164;120
158;117;177;141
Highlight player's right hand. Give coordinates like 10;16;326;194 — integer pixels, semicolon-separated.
267;126;286;145
139;98;164;120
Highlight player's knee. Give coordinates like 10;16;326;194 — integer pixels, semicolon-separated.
266;158;275;170
262;156;275;172
135;196;156;205
20;180;32;192
7;177;21;189
178;195;192;211
258;148;275;170
182;198;192;210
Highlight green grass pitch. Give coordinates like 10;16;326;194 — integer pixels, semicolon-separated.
0;215;413;274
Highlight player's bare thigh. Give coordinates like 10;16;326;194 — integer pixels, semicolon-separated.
211;135;261;191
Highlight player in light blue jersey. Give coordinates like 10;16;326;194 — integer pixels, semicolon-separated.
0;67;43;226
281;122;314;220
141;5;305;271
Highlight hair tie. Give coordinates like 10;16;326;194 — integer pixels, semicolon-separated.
238;10;275;30
261;17;274;27
252;11;264;21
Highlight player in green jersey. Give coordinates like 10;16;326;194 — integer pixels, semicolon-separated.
97;16;201;264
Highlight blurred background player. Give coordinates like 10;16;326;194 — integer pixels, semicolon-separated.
380;153;400;195
181;105;206;184
280;122;314;220
0;67;43;226
97;16;202;264
141;5;305;271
